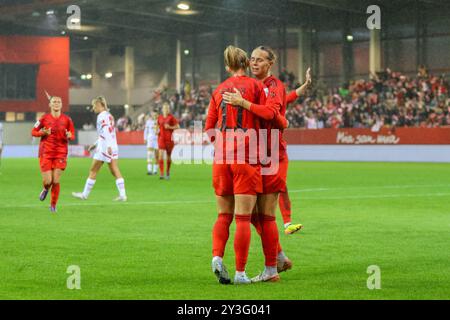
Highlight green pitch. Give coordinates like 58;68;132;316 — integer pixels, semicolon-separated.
0;158;449;300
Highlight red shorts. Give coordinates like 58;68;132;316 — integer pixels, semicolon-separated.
212;163;262;196
158;138;174;154
262;156;288;194
39;157;67;172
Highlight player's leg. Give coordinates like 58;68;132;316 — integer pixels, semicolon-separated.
40;169;53;201
50;168;63;212
158;149;165;179
153;148;159;174
233;194;257;284
211;194;234;285
251;193;281;282
72;159;103;200
165;144;173;179
0;145;3;170
211;163;234;284
278;159;303;234
146;147;153;175
108;159;127;201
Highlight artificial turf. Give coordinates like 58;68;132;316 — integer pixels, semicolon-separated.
0;158;449;299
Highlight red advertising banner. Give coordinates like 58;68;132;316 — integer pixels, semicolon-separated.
117;127;450;145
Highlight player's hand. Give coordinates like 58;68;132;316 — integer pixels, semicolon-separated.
42;127;51;136
223;88;243;107
65;130;72;139
164;124;170;129
107;147;112;156
305;67;312;87
88;144;96;152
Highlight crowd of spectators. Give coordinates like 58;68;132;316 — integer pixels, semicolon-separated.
285;66;450;130
109;66;449;131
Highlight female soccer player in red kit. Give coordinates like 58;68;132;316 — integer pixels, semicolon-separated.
157;102;179;180
206;45;282;285
32;95;75;213
223;46;308;282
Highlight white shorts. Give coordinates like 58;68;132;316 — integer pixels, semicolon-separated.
146;136;158;149
93;149;119;163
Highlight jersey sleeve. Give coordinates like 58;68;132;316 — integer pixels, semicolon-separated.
272;114;288;129
286;90;298;104
249;83;283;120
67;117;75;141
31;116;45;137
170;115;179;127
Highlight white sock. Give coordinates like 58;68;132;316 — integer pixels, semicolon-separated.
235;271;246;277
213;256;222;262
264;266;277;275
147;164;152;173
284;222;292;228
115;178;126;198
152;163;157;173
82;178;96;198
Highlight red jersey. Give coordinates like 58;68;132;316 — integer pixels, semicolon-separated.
31;113;75;159
249;75;288;161
158;114;178;141
205;75;267;164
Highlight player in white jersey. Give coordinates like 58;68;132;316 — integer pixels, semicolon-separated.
72;96;127;201
0;121;3;169
144;110;159;175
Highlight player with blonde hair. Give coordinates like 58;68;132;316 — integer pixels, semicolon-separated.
72;96;127;201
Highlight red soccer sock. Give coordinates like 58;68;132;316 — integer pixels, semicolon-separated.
279;190;292;225
253;213;283;254
159;159;164;176
234;214;252;272
167;160;172;176
261;215;279;267
251;213;263;235
50;183;60;207
212;213;233;258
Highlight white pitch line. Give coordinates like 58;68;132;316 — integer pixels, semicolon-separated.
1;193;450;209
289;184;450;193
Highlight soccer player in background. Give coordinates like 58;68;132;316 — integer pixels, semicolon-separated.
157;102;179;180
144;110;159;175
206;45;277;284
280;68;312;232
223;46;299;282
31;95;75;213
72;96;127;201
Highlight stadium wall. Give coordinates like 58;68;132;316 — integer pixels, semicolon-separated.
0;36;70;112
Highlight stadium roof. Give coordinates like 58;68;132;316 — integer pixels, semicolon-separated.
1;0;449;50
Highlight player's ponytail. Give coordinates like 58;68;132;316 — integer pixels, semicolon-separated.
224;45;249;72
